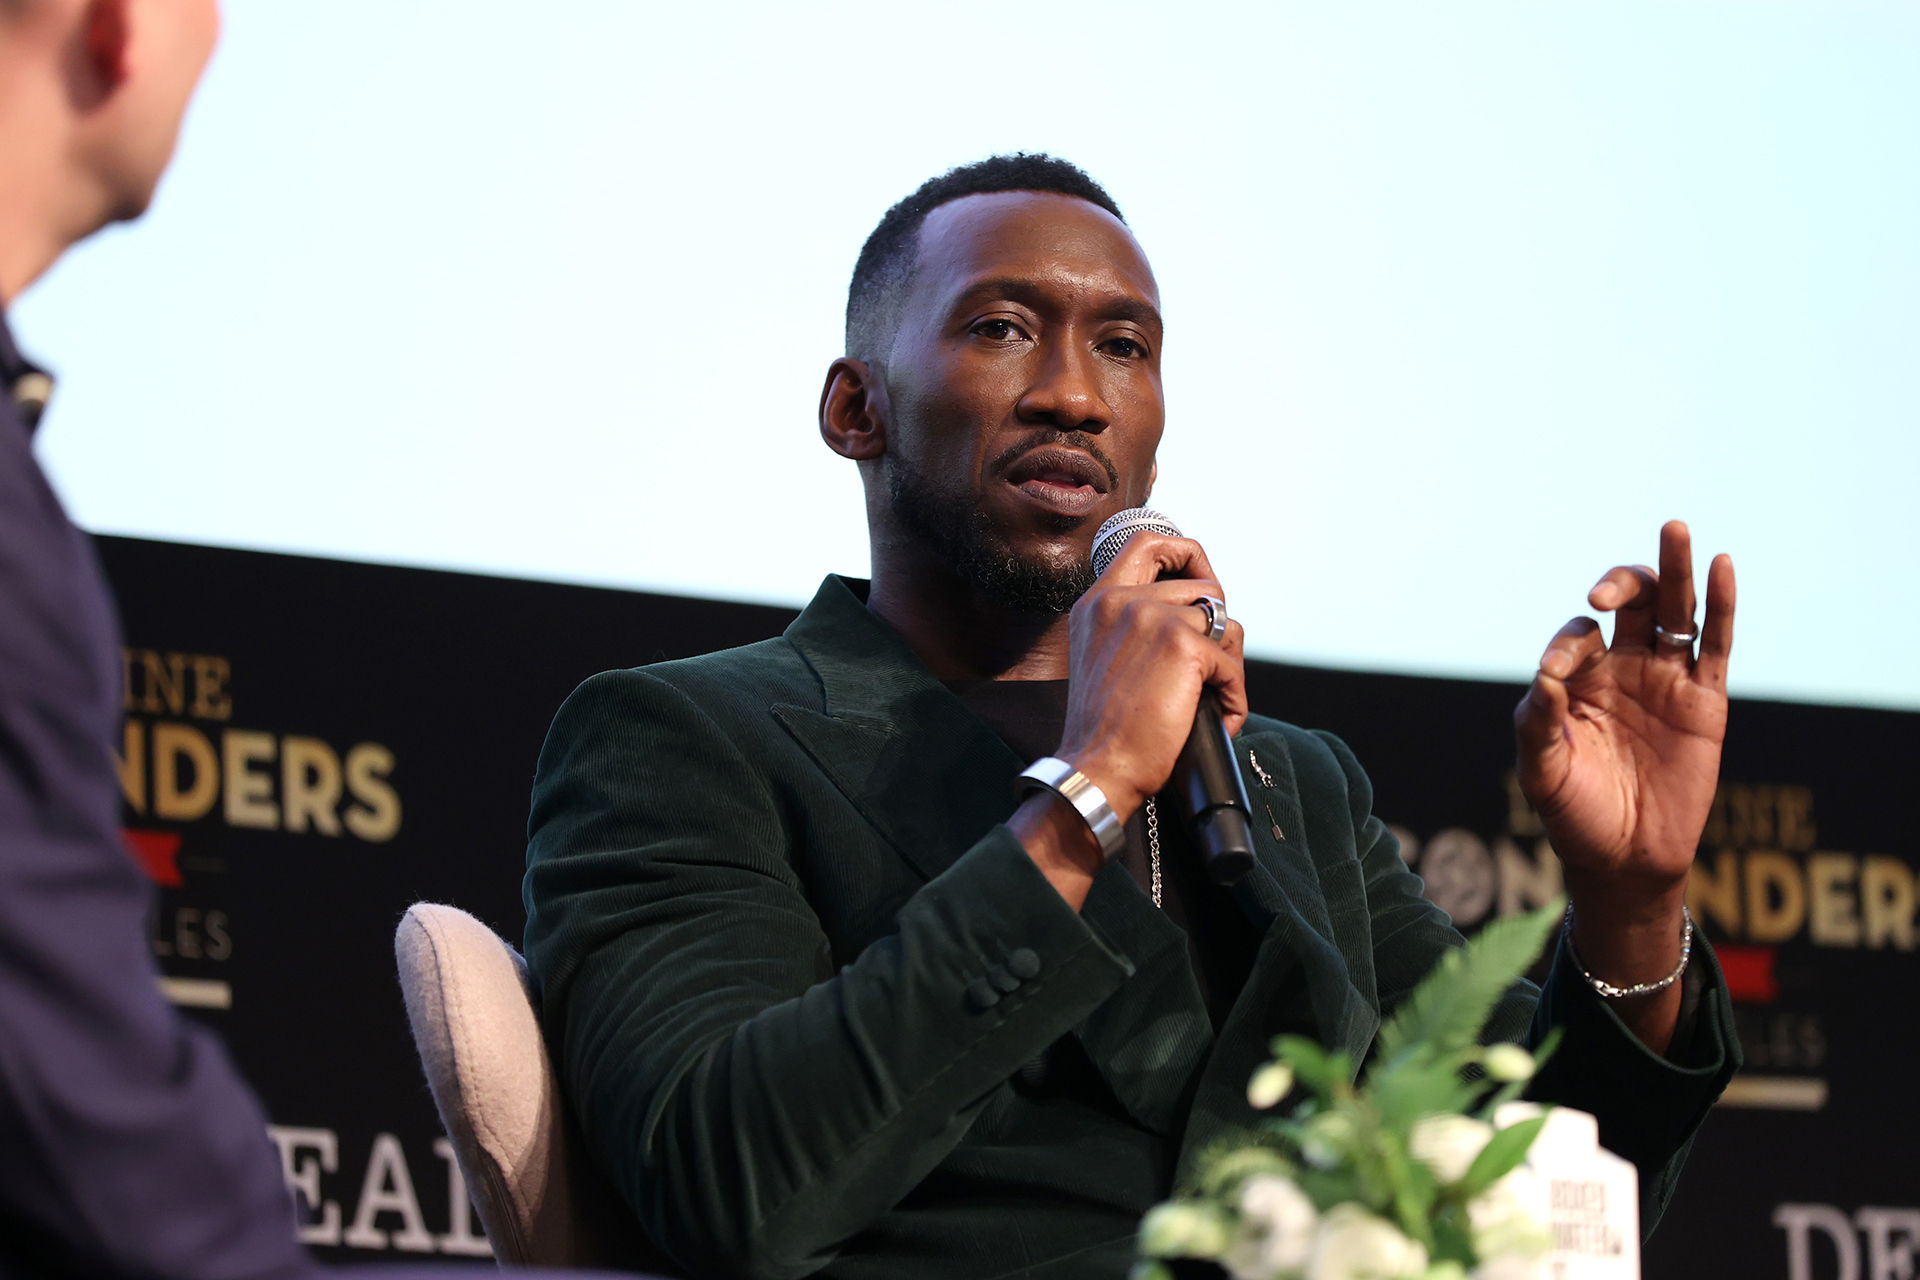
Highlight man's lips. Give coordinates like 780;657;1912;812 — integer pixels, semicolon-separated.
1001;445;1112;515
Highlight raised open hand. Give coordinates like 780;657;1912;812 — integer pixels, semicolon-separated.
1515;520;1735;897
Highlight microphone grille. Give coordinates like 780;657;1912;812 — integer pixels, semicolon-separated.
1090;508;1182;579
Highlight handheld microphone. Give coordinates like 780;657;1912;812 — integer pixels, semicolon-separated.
1090;509;1257;885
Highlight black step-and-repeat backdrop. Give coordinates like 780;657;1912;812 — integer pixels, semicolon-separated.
98;536;1918;1279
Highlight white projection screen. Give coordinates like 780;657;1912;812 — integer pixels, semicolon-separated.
16;1;1919;708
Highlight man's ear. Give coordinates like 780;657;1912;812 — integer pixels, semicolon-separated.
1145;460;1157;500
819;357;888;462
79;0;134;99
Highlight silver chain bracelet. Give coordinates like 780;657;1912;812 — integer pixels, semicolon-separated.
1564;904;1694;999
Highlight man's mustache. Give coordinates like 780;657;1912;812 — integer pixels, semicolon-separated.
990;430;1121;494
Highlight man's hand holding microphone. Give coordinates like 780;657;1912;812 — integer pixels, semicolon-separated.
1012;509;1250;912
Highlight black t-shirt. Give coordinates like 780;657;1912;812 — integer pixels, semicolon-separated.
943;678;1260;1030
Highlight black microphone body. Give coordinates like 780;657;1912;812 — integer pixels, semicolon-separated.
1090;510;1257;885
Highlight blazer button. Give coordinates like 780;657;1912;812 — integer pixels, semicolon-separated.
988;966;1021;994
964;978;1001;1011
1007;948;1041;980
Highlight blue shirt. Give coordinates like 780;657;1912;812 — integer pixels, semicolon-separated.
0;312;313;1280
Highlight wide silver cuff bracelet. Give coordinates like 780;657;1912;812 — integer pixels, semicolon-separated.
1015;756;1127;861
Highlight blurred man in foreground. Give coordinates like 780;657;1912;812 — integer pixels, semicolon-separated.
0;6;655;1278
0;5;318;1274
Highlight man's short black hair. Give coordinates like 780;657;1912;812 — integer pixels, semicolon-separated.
845;153;1126;367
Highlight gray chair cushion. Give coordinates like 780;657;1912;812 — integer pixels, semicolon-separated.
395;903;665;1271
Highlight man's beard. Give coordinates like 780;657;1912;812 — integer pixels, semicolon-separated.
886;452;1096;616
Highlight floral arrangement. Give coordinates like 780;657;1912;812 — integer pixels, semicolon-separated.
1134;898;1569;1280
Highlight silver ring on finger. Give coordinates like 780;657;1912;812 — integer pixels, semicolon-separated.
1194;595;1228;644
1653;624;1698;651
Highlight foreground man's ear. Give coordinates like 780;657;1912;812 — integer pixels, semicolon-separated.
80;0;135;103
819;357;888;461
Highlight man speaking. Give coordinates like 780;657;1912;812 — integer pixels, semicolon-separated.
524;155;1738;1280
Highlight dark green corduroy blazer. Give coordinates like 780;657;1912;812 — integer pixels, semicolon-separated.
523;576;1737;1280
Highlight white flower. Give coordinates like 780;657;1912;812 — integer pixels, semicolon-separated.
1409;1114;1494;1187
1241;1174;1317;1241
1467;1169;1552;1262
1300;1111;1355;1170
1222;1175;1318;1278
1480;1044;1535;1083
1303;1204;1429;1280
1221;1234;1276;1280
1248;1061;1297;1110
1139;1201;1234;1260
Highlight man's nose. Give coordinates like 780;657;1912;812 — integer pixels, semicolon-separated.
1014;338;1111;433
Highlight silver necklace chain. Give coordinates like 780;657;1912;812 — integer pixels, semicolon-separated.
1144;797;1162;908
1138;752;1278;911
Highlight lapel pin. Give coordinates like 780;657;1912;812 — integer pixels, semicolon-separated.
1247;751;1285;840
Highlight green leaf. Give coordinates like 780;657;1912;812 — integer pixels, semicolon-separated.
1196;1144;1296;1200
1377;1127;1438;1250
1274;1034;1345;1093
1371;897;1565;1077
1137;1201;1234;1259
1477;1075;1529;1116
1295;1163;1366;1212
1367;1050;1480;1130
1430;1206;1475;1264
1459;1114;1547;1200
1478;1026;1564;1116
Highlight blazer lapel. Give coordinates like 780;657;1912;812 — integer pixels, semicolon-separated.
772;576;1025;884
1227;730;1380;1051
1178;732;1381;1176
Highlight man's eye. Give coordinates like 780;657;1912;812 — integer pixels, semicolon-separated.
973;319;1020;340
1104;337;1146;359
